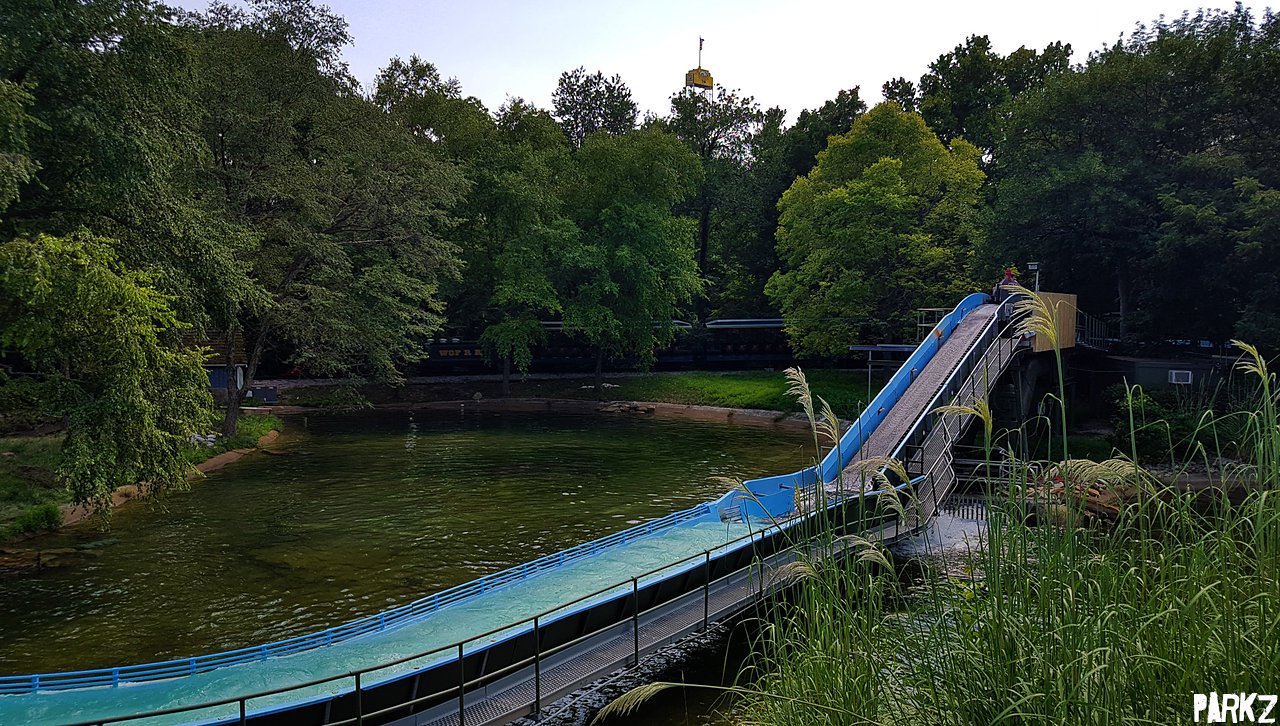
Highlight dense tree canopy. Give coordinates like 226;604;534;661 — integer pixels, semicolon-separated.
990;6;1280;346
768;103;985;354
4;0;1279;517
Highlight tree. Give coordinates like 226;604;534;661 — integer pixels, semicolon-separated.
699;89;868;318
187;1;467;434
0;80;37;213
560;129;703;393
767;103;985;354
705;105;788;316
374;55;495;162
916;36;1072;154
783;87;867;179
551;67;638;147
476;101;576;394
1;0;252;333
990;7;1276;342
0;232;210;510
665;86;762;316
881;77;918;113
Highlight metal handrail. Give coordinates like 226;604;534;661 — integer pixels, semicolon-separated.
2;503;718;695
38;295;1004;726
59;481;907;726
862;298;1020;528
910;338;1020;519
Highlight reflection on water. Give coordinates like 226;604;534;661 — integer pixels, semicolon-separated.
0;410;810;675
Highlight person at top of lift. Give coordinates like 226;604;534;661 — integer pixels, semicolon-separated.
993;267;1019;303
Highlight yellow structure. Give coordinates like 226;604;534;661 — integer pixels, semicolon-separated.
1032;292;1078;353
685;67;713;89
685;37;713;90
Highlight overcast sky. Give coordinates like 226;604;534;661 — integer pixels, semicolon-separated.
174;0;1266;121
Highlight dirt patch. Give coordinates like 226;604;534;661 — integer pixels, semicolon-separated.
261;398;815;431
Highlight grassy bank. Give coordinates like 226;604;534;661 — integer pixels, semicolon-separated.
181;414;282;465
286;370;878;418
1;414;282;539
0;435;65;539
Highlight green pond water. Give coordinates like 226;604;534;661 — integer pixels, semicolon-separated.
0;409;812;676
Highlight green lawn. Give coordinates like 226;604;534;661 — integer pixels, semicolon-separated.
0;435;67;538
602;370;876;419
181;414;283;464
292;369;880;420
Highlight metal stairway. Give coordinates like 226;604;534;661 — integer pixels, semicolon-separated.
837;299;1023;527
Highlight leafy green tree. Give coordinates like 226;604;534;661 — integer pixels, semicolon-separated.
702;105;788;316
783;88;867;179
476;101;576;393
560;129;703;392
0;232;210;510
991;7;1278;342
187;1;467;433
665;86;762;316
375;57;575;394
1;0;252;332
881;77;919;113
0;80;37;212
768;103;985;353
374;55;496;162
699;89;868;317
917;36;1072;154
551;67;638;147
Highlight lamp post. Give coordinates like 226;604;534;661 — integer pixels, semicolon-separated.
1026;261;1041;292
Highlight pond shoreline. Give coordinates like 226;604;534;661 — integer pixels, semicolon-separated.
6;400;810;547
0;429;283;549
255;397;818;431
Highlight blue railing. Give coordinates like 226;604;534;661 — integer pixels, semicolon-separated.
729;293;991;510
0;292;993;701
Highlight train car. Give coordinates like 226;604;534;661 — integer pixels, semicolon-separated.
417;319;802;375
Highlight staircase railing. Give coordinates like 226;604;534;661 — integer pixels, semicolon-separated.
1076;308;1110;350
889;298;1024;526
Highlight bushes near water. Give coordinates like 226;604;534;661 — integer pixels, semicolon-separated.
4;503;62;539
0;414;283;539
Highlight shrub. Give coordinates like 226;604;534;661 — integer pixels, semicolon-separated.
10;503;61;535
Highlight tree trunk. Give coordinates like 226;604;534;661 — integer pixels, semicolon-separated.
501;355;511;396
221;322;271;438
221;329;242;437
696;190;711;320
594;349;605;401
221;255;305;438
1116;264;1131;340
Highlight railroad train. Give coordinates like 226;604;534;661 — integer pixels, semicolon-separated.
419;319;803;374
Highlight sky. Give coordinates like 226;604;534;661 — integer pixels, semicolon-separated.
174;0;1265;121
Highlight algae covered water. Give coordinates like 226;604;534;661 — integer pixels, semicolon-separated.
0;409;811;676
